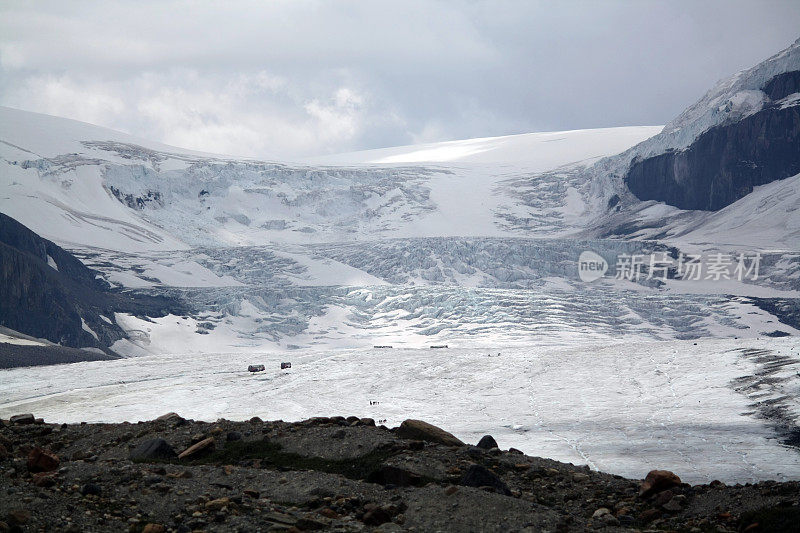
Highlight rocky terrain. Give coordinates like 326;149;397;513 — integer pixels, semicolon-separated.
1;415;798;532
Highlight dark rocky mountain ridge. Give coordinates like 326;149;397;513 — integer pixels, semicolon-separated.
0;212;181;367
625;71;800;211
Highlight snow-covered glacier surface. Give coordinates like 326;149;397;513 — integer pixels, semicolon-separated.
1;338;799;484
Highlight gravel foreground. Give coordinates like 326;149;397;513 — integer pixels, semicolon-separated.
0;414;798;533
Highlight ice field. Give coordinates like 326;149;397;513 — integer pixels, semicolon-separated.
1;337;799;484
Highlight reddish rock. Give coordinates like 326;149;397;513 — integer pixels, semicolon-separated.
640;469;681;497
639;508;661;523
318;508;339;519
6;510;30;525
142;524;166;533
361;506;391;526
26;447;60;472
32;472;56;487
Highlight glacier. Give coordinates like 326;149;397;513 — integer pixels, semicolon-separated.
1;99;799;484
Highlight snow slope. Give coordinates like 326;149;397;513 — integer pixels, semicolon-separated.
308;126;662;166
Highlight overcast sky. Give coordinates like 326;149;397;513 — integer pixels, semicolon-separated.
1;1;799;158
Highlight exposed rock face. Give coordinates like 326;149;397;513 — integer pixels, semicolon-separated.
0;212;182;365
763;70;800;100
0;212;124;349
625;72;800;211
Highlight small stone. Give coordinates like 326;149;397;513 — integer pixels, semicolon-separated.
142;525;166;533
7;510;30;525
178;437;215;460
205;498;230;511
0;444;8;461
592;508;611;518
32;472;56;487
226;431;243;442
130;439;177;461
361;507;392;526
81;483;102;496
600;513;620;526
296;517;327;530
572;472;590;482
444;485;459;495
359;418;375;426
243;488;260;499
27;447;60;472
638;508;661;523
662;497;684;512
318;508;339;519
639;469;681;498
263;511;297;525
211;427;223;435
9;414;35;425
460;464;511;495
653;489;674;507
476;435;498;449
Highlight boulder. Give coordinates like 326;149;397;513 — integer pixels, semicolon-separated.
178;437;215;460
640;469;682;498
130;438;177;461
155;412;185;426
10;414;35;425
460;464;511;495
395;420;464;447
27;448;59;472
476;435;498;450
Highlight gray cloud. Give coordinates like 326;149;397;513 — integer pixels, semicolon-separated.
1;0;798;157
